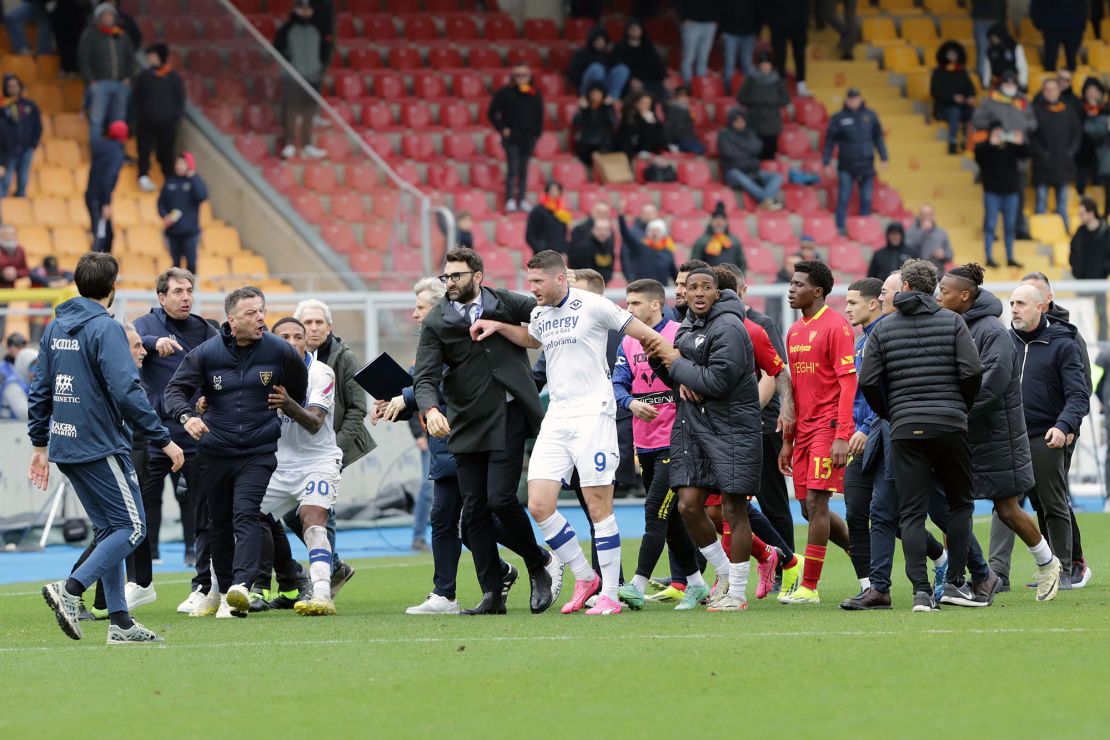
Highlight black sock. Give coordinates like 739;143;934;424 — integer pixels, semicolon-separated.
109;611;134;629
64;577;86;598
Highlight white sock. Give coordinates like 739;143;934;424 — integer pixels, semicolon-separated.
1029;537;1054;567
686;570;707;589
728;561;750;598
305;525;332;599
859;577;871;590
594;514;621;600
537;513;594;581
631;574;649;593
933;549;948;568
699;541;731;582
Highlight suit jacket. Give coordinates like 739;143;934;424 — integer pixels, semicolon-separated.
413;286;544;454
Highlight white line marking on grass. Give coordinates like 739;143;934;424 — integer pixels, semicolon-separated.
1;626;1104;653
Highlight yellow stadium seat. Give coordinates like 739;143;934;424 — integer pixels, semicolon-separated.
111;198;141;227
924;0;962;12
16;225;52;255
939;18;973;41
905;69;932;102
134;195;161;225
882;0;919;11
28;85;64;114
199;201;214;226
43;139;83;168
901;17;938;46
1017;18;1037;43
197;256;230;277
230;255;269;278
124;226;166;256
37;167;77;196
2;55;37;82
52;113;87;143
32;197;69;226
36;55;60;80
862;18;898;43
884;45;922;73
118;256;159;282
67;197;90;228
259;281;295;294
51;226;90;255
1;197;34;226
203;226;242;256
60;79;84;113
1029;214;1068;244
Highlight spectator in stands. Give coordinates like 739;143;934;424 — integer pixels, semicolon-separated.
566;213;616;283
488;63;544;214
30;256;74;288
823;87;888;234
0;224;29;289
526;181;571;255
132;43;185;193
4;1;53;57
981;23;1028;90
720;0;761;89
738;50;791;160
1031;0;1085;73
86;120;127;254
1053;69;1081;113
822;0;858;61
157;152;208;276
0;346;35;420
973;70;1035;238
691;201;747;269
931;41;977;155
0;75;39;198
1077;78;1108;206
572;83;618;168
616;91;667;160
678;0;720;85
310;0;336;67
1069;197;1110;279
77;3;136;143
611;19;666;99
3;332;26;366
975;118;1027;268
906;204;953;276
1031;77;1080;233
618;200;677;285
767;0;810;97
971;1;1007;77
867;222;911;280
567;27;629;101
275;0;329;161
454;211;474;249
797;235;819;262
720;108;784;210
663;86;704;155
50;1;90;77
106;0;140;50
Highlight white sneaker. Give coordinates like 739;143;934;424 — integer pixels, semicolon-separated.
505;199;518;213
226;584;251;612
406;593;460;615
519;199;533;212
125;582;157;610
216;595;247;619
796;81;811;97
42;580;83;640
545;553;565;602
177;587;208;614
138;175;156;192
280;144;296;159
187;588;221;617
301;144;327;159
107;621;165;645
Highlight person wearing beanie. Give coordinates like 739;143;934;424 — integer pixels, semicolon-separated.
738;49;791;160
866;222;911;280
0;75;41;198
77;2;136;143
86;120;128;253
823;87;889;233
132;43;186;193
720;108;784;209
931;41;977;154
157;152;208;276
692;201;747;269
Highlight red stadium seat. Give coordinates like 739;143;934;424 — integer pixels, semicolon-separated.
691;75;725;99
826;243;870;274
507;47;543;69
234;134;269;163
701;185;738;213
565;17;593;43
445;16;481;40
426;0;461;11
744;245;779;276
803;213;839;243
413;74;449;99
621;189;656;216
443;133;478;160
548;46;574;72
846;216;884;247
371;190;402;219
163;18;198;42
350;250;385;276
551;158;587;188
331;70;365;101
483;14;518;40
203;103;239;132
535;73;565;99
344;162;383;192
347;47;383;70
387;47;422;70
403;16;439;40
482;249;518;280
349;0;381;13
794;97;828;129
453;190;491;217
533;132;560;159
495;217;527;247
399;102;435;129
757;213;798;247
872;183;904;217
185;49;221;76
784;187;822;215
778;127;813;158
361;101;395;129
318;132;353;160
401;134;436;160
523;18;559;41
248;15;276;37
677;160;712;188
244;101;280;132
428;47;465;70
483;132;506;159
661;189;698;216
270;0;294;13
335;14;359;40
454;71;487;99
441;103;476;130
372;73;406;100
332;193;370;221
575;186;604;214
428;164;462;189
363;15;395;41
292;193;328;224
322;223;360;254
467;47;503;69
261;162;296;193
386;0;421;11
670;217;704;246
303;163;339;193
214;76;247;101
469;162;501;191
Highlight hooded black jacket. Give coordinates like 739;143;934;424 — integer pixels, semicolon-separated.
611;22;666;85
718;108;762;177
657;289;763;495
930;41;976;118
1069;220;1110;279
866;225;911;280
567;27;613;88
962;289;1034;500
859;291;983;436
1031;96;1080;186
1011;315;1089;437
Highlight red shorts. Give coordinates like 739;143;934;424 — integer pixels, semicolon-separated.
704;493;722;507
791;425;846;500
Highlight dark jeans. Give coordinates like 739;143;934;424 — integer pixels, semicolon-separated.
770;22;808;82
257;514;300;593
453;401;546;593
0;148;34;197
868;457;949;593
50;3;86;74
1043;27;1083;71
198;452;277;591
282;80;318;149
502;138;535;204
757;431;795;551
843;456;873;581
86;196;113;253
835;170;874;232
167;233;199;275
891;431;974;594
137;118;178;178
938;104;972;144
133;451;210;590
635;449;697;580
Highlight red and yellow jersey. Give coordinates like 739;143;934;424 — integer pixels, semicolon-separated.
744;317;785;378
787;304;856;431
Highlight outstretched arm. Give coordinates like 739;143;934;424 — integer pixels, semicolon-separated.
470;319;542;349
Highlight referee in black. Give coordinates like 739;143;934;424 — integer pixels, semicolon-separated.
164;286;308;615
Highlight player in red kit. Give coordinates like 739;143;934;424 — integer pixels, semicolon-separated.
778;260;856;604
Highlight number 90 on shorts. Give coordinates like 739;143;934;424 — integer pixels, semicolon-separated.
261;467;341;517
528;414;620;488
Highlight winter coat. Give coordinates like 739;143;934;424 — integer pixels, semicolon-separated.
525;204;569;255
905;221;953;273
315;332;376;468
860;291;983;436
157;174;208;237
616;112;666;157
718;109;762;177
274;15;328;84
28;297;171;462
866;244;911;281
962;289;1035;500
974;139;1027;194
86;137;124;205
1082;108;1110;178
0;245;29;288
1070;220;1110;279
572;104;617;153
611;24;666;85
1045;302;1092;396
566;218;615;282
1030;0;1087;33
719;0;761;36
822;103;888;176
663;102;698;145
691;227;747;270
131;65;186;124
971;0;1007;20
1030;99;1080;186
972;89;1036;135
618;215;677;285
738;69;790;137
487;84;545;145
1012;316;1089;437
657;290;763;495
930;42;976;119
76;25;136;83
567;27;614;89
983;25;1028;88
0;79;42;153
678;0;724;23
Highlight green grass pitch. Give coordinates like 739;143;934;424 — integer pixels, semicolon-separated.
1;516;1108;738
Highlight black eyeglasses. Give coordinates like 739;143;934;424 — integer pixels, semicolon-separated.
438;271;474;285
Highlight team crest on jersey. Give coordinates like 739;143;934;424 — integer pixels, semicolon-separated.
808;330;818;342
260;371;273;385
212;375;223;390
569;299;583;310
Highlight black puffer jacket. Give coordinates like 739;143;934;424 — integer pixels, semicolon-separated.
738;68;790;137
1011;315;1090;437
859;291;983;435
659;290;762;495
930;41;976;119
1031;97;1080;186
962;289;1034;500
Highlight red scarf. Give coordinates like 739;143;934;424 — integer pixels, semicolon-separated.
98;24;123;36
517;83;536;96
644;236;674;252
541;196;572;224
1044;101;1066;113
989;89;1026;110
1085;102;1105;116
153;63;174;77
944;63;964;72
703;233;734;257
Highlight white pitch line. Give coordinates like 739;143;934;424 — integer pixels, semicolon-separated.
0;626;1103;653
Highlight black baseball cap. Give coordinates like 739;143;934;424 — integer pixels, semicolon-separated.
846;87;862;97
6;333;27;348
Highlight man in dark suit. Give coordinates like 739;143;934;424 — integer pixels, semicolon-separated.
413;248;560;615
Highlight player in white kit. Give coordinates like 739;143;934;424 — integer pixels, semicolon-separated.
263;317;343;617
471;250;673;615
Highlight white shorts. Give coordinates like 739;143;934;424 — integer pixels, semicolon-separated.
528;413;619;488
260;462;341;518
